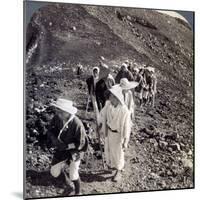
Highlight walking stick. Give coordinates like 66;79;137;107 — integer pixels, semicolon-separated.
85;144;95;171
152;93;155;107
85;96;90;115
90;95;105;169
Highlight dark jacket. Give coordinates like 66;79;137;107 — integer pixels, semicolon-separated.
86;76;95;96
48;115;88;164
135;74;145;93
115;69;134;84
95;76;115;110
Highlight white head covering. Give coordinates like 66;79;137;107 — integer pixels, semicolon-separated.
77;63;83;68
51;98;77;115
119;78;139;90
121;63;128;70
133;67;139;73
124;60;129;64
92;66;100;74
109;85;124;105
146;66;155;73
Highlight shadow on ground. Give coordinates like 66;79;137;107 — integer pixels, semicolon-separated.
27;169;113;186
26;170;65;188
80;169;113;183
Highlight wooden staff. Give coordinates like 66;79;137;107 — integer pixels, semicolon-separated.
85;96;90;117
90;95;105;169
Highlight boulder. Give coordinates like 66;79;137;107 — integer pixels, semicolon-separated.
164;132;179;140
149;172;160;179
159;140;168;150
182;158;193;169
149;138;158;148
168;143;181;151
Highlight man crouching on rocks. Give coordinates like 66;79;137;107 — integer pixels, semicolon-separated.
47;98;88;196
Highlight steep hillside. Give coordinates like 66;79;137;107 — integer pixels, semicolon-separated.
25;3;194;199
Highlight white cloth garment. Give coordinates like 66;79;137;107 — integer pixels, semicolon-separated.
69;159;81;180
123;90;135;117
99;101;131;170
50;160;66;178
50;159;80;181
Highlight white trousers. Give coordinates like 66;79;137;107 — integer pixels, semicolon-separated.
69;159;81;181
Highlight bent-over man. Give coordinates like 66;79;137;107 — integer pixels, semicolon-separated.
86;67;100;111
48;98;88;196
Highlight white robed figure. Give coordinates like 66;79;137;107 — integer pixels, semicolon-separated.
118;78;139;120
98;85;131;182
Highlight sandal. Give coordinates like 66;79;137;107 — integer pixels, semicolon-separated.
112;170;121;182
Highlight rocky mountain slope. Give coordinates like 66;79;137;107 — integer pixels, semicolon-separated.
25;3;194;199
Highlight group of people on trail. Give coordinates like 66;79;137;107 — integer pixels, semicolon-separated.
86;62;115;110
86;60;157;112
84;60;157;181
132;65;157;108
46;59;157;196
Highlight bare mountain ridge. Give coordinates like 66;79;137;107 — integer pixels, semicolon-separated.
26;4;193;126
26;4;193;91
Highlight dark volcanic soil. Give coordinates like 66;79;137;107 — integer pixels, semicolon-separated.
25;3;194;199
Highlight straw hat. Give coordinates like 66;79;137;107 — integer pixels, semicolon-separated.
119;78;139;90
109;85;124;105
51;98;77;115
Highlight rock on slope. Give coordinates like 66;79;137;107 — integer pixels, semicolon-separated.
26;4;193;104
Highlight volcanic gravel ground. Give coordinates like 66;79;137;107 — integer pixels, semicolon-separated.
25;65;193;198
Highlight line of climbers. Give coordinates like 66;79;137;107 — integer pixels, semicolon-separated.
86;59;157;112
47;59;157;196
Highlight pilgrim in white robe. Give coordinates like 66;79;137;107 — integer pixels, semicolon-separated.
123;90;135;119
99;101;131;170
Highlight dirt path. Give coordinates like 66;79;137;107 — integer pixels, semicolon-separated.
60;78;158;193
25;69;193;199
